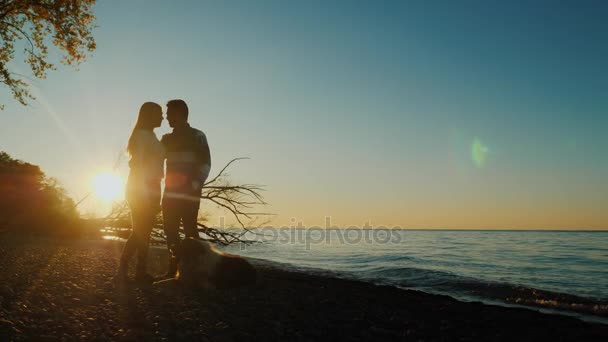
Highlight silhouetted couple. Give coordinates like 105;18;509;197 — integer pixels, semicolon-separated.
114;100;211;284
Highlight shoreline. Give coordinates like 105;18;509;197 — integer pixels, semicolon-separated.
1;236;607;340
242;255;608;323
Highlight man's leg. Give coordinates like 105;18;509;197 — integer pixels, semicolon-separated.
182;198;201;239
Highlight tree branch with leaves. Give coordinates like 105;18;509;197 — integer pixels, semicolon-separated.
0;0;96;108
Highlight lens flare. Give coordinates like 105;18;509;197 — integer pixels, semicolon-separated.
471;138;489;167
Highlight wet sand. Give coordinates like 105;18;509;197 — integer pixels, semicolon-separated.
0;236;606;341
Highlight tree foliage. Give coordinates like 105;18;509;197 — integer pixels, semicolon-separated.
0;150;79;234
0;0;96;108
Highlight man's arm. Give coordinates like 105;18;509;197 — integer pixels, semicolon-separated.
194;131;211;186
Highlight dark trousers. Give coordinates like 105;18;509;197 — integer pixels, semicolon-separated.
162;192;202;255
120;201;156;274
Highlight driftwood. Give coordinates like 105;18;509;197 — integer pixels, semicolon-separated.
101;158;271;246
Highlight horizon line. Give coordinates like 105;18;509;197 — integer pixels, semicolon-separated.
217;227;608;232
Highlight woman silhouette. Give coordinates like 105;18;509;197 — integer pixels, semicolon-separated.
115;102;165;284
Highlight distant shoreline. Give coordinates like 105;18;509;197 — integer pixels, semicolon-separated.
100;226;608;232
243;227;608;232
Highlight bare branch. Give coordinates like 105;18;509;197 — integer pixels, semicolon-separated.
100;157;274;246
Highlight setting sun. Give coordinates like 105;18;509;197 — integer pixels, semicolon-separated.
92;172;124;202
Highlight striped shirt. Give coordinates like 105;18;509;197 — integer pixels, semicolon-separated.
161;123;211;193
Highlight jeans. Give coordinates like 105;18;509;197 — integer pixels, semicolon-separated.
162;187;202;256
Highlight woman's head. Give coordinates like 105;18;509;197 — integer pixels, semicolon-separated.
135;102;163;129
127;102;163;155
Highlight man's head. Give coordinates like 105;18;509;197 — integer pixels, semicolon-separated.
166;99;189;128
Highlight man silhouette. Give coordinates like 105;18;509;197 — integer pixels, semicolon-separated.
161;99;211;277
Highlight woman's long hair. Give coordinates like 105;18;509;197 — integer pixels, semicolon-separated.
127;102;162;156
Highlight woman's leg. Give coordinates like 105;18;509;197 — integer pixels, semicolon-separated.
135;207;155;277
125;181;160;283
115;204;143;279
117;232;137;277
162;200;182;278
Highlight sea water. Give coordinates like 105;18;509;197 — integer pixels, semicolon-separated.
221;229;608;318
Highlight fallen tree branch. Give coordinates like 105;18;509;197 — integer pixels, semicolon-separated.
100;158;273;246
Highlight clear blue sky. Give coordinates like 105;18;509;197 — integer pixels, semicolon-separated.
1;0;606;228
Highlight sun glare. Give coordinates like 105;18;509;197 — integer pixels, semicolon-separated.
92;172;124;202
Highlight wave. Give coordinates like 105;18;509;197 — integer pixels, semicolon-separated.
251;257;608;320
364;266;608;318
